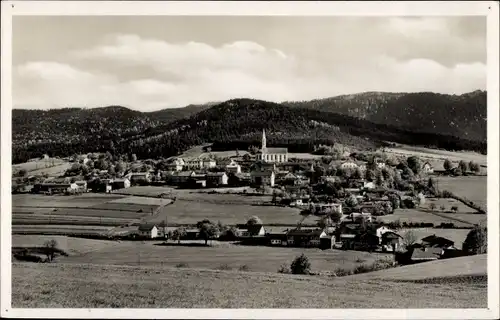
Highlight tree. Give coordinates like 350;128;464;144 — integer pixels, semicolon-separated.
427;177;436;191
272;190;278;205
429;203;436;211
352;168;363;179
18;169;27;177
388;193;401;210
131;154;138;162
43;239;59;262
407;156;422;175
172;227;187;244
458;160;468;174
462;224;487;255
469;161;480;173
198;222;219;245
402;231;418;249
443;159;452;171
365;169;376;181
345;193;358;207
451;205;458;212
440;205;446;212
290;253;311;275
247;216;263;226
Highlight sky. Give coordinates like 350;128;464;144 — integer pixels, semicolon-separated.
12;16;486;111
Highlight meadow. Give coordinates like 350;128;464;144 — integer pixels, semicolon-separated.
435;176;487;209
147;199;302;225
12;258;486;308
12;158;68;172
385;144;487;166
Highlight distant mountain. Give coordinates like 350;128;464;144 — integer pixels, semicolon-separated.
11;92;487;164
283;90;487;142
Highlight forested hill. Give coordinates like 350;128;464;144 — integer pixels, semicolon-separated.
12;92;487;163
283;90;487;142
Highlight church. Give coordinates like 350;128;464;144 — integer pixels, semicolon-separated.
255;129;288;163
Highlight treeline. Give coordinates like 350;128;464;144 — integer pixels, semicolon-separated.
12;96;487;163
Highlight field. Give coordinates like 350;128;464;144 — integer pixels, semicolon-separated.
11;193;166;234
11;258;486;308
12;234;391;273
11;235;122;255
13;158;69;172
11;225;114;236
378;207;486;228
385;144;487;166
435;176;487;209
112;186;175;197
147;199;302;225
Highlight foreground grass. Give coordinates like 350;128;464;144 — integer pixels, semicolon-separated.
12;262;486;308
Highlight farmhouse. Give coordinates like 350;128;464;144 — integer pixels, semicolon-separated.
202;159;217;169
286;228;326;248
422;161;434;174
225;160;242;174
137;224;159;239
112;178;131;190
184;158;204;169
235;224;266;238
33;182;78;194
166;158;185;171
420;235;455;249
340;160;358;170
255;130;288;163
128;172;151;185
381;231;403;252
206;172;228;186
75;180;87;192
409;247;443;263
266;232;288;246
250;170;275;187
169;171;196;185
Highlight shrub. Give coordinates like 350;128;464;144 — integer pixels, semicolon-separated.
175;262;189;268
278;263;290;274
290;254;311;275
355;257;366;263
238;264;250;272
217;263;232;271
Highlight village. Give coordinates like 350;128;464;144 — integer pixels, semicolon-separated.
12;129;487;267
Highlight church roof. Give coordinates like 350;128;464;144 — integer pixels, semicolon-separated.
262;147;288;154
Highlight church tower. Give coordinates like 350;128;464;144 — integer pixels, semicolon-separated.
262;129;267;151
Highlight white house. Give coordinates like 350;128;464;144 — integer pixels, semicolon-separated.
184;158;204;169
202;159;217;169
225;160;242;174
340;160;358;170
363;181;375;190
423;162;434;174
137;224;159;239
166;158;185;171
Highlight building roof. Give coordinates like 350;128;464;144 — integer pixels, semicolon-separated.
138;224;157;231
421;235;455;248
251;170;275;177
410;247;442;261
382;231;402;239
172;171;195;177
206;172;227;177
287;228;324;237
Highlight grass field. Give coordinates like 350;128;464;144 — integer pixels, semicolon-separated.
436;176;487;209
147;199;302;225
11;260;486;308
12;225;114;236
11;235;122;255
385;144;487;166
112;186;175;197
13;158;69;172
377;207;486;228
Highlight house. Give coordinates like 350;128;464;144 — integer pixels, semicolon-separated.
266;232;289;246
363;181;375;190
235;224;266;238
75;181;87;192
409;247;443;263
422;162;434;174
255;130;288;163
206;172;229;186
128;172;151;185
381;231;403;252
228;172;251;186
250;170;275;187
184;158;204;169
312;203;343;215
340;160;359;170
202;159;217;169
225;160;242;174
137;224;159;239
420;235;455;249
337;223;361;249
349;212;373;223
182;229;201;240
112;178;131;190
290;199;304;207
286;228;326;248
166;158;185;171
354;231;380;251
89;179;113;193
320;231;336;250
169;171;196;185
33;182;78;194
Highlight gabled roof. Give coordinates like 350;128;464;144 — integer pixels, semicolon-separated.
410;247;442;260
287;228;324;237
206;172;227;177
421;235;455;248
138;224;157;231
171;171;195;177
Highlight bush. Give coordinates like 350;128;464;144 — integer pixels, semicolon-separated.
175;262;189;268
463;225;487;255
290;253;311;275
278;263;290;274
217;263;232;271
238;264;250;272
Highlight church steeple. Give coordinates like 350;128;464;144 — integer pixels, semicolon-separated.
262;129;267;151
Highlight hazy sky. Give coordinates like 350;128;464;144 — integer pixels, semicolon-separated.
13;16;486;111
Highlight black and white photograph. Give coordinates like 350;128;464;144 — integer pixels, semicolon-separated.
1;1;499;319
